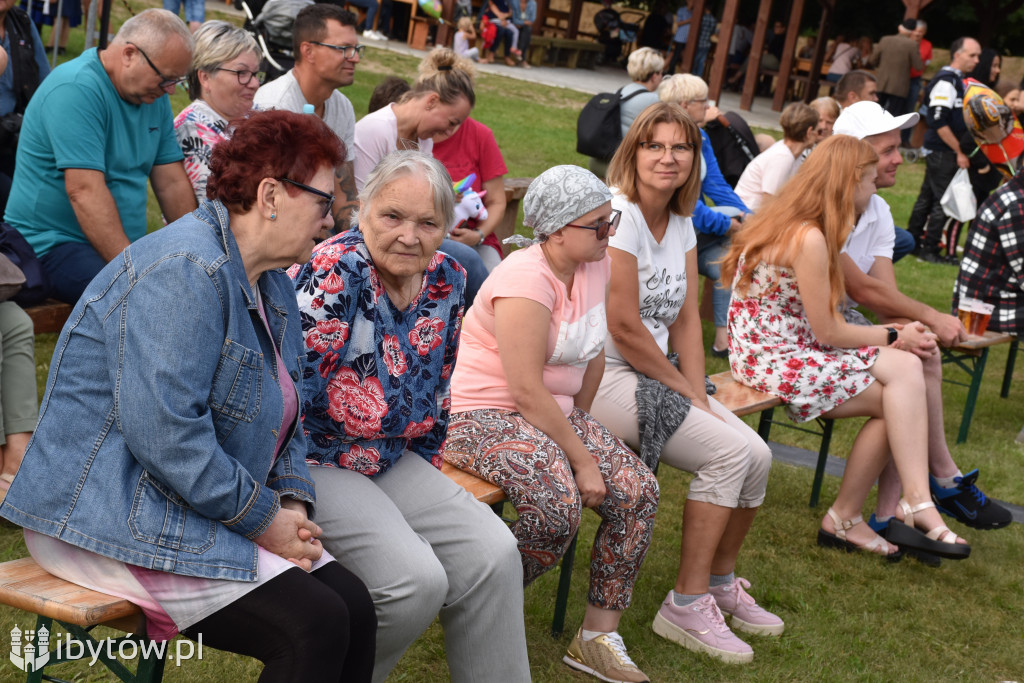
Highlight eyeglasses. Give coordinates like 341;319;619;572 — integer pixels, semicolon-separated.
128;42;187;89
309;41;365;59
565;210;621;240
639;141;698;158
279;177;335;219
215;67;266;86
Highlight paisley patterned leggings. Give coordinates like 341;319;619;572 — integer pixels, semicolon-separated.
443;408;659;610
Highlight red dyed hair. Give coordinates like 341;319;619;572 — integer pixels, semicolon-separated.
206;109;345;212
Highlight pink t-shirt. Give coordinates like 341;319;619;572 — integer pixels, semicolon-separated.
450;244;609;416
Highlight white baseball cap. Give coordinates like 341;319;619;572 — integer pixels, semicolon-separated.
833;101;919;140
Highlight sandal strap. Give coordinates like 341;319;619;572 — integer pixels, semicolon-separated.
925;525;962;545
862;535;893;556
825;507;864;539
897;499;937;528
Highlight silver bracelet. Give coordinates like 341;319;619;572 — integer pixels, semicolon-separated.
475;229;485;246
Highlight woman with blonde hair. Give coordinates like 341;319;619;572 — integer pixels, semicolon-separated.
353;47;488;302
809;96;840;138
586;46;664;179
590;102;779;665
657;72;750;357
175;20;262;202
722;134;971;563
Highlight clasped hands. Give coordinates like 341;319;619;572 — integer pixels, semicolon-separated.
255;497;324;571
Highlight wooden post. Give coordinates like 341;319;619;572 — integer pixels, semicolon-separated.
740;0;772;111
680;0;705;75
436;0;455;47
803;0;832;103
535;0;550;37
771;0;805;112
708;0;740;104
566;0;582;39
902;0;934;18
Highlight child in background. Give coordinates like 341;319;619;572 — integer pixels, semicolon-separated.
454;16;480;61
514;0;535;62
479;15;497;63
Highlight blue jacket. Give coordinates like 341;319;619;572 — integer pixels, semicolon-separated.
0;201;315;581
692;128;749;236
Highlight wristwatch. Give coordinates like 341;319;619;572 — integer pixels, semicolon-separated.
886;327;898;345
475;229;485;246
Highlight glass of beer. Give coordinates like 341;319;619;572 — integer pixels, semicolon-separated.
958;298;977;334
970;302;994;336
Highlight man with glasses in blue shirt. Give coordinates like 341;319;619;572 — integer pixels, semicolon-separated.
5;9;197;304
255;4;361;235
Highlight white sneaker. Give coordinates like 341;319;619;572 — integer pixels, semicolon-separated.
362;29;385;41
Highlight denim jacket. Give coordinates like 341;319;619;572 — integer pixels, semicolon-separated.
0;201;315;581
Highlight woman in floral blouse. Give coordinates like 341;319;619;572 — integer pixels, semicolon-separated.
174;21;261;202
289;151;529;683
722;134;970;562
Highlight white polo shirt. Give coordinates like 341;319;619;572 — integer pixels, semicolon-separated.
842;194;895;307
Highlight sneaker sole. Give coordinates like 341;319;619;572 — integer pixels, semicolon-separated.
562;654;644;683
727;614;785;637
933;501;1012;530
652;612;754;664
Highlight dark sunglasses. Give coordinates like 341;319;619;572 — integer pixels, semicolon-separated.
565;209;621;240
279;178;335;219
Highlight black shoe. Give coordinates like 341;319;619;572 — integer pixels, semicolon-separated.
944;253;960;265
868;514;941;567
930;470;1013;530
710;346;728;359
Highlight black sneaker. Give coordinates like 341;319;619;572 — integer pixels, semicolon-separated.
930;470;1013;530
918;250;956;265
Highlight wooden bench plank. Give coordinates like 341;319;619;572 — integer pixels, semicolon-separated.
0;557;141;627
25;299;72;336
707;370;782;417
950;330;1015;352
494;177;533;246
441;462;506;506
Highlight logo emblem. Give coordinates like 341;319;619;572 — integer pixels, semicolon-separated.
10;625;51;673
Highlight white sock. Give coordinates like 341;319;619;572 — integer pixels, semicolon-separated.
581;628;613;641
934;471;963;489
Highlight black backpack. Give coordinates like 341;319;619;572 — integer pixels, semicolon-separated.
576;87;646;162
703;111;759;188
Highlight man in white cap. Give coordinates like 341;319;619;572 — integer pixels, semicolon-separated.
833;101;1012;557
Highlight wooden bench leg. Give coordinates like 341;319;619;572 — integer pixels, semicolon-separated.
808;418;834;508
550;531;578;639
756;407;774;442
1001;337;1018;399
957;348;989;444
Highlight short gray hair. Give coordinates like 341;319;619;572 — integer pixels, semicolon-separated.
627;47;665;82
359;151;454;232
916;20;927;31
657;73;708;105
188;21;259;101
116;8;194;55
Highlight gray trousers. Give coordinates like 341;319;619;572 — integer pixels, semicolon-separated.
0;302;37;442
310;453;530;683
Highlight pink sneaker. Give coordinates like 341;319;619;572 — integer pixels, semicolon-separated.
709;577;785;636
652;592;754;664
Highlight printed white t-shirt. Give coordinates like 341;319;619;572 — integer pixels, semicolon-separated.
605;191;697;361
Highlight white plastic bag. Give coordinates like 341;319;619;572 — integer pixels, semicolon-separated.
940;168;977;222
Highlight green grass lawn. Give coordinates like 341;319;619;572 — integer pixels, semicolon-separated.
7;18;1024;683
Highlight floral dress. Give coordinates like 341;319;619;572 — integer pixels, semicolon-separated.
288;230;465;476
173;100;237;202
727;256;878;422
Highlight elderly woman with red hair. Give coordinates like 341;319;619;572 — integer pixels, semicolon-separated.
0;110;376;682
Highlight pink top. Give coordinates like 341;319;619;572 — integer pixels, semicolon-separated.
450;244;610;416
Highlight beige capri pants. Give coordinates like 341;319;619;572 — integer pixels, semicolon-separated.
591;360;773;509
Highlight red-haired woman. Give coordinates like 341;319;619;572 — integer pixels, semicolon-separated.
723;134;971;565
0;110;376;682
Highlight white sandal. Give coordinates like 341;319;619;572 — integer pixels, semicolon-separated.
886;500;971;560
817;507;897;558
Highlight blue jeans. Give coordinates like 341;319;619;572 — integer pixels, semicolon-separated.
440;238;487;306
39;241;108;305
693;45;710;78
345;0;379;31
162;0;204;23
892;226;916;262
696;232;730;327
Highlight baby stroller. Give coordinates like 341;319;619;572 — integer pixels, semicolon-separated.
237;0;311;82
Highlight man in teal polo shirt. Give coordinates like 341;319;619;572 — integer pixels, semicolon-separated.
5;8;197;303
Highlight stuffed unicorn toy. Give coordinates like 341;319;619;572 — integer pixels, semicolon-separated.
450;188;488;235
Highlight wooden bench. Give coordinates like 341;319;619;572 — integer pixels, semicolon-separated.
525;36;602;69
0;557;164;682
941;330;1019;443
493;177;532;246
25;299;72;335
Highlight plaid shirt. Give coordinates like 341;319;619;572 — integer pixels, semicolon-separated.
697;11;717;49
954;169;1024;334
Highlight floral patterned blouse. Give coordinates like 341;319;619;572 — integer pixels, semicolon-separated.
728;255;878;423
289;230;466;476
174;100;233;202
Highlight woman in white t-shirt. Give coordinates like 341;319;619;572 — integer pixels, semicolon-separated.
444;166;658;683
589;103;780;665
